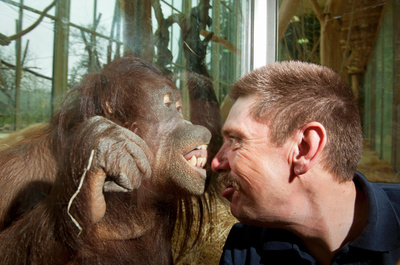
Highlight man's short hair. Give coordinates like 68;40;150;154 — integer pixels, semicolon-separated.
230;61;363;182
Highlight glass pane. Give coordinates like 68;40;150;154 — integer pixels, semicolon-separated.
0;1;54;131
0;1;248;263
277;0;399;181
23;0;55;13
0;0;248;134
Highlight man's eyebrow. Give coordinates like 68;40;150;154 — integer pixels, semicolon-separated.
222;126;241;138
221;128;231;137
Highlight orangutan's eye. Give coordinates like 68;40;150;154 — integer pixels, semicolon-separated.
176;102;182;114
164;94;172;108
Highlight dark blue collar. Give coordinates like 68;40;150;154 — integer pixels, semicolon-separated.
349;172;400;252
261;173;400;253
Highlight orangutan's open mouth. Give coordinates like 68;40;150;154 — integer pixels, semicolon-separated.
183;145;208;168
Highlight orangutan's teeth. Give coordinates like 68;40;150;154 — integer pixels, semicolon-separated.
197;157;207;168
196;145;207;150
188;155;197;166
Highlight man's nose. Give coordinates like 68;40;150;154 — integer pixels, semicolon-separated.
211;148;230;173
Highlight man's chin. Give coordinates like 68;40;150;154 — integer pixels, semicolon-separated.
229;198;243;220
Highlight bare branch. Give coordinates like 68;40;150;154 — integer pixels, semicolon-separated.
0;0;57;46
0;59;52;81
309;0;325;24
200;30;239;54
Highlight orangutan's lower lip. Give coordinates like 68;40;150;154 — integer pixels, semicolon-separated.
184;145;208;168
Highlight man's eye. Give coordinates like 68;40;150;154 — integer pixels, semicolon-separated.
229;136;241;147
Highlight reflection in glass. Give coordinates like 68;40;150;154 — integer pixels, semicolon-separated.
0;0;247;134
277;0;399;178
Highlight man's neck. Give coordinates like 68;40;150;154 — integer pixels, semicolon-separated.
290;177;368;265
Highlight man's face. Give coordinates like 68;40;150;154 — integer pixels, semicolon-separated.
211;96;294;226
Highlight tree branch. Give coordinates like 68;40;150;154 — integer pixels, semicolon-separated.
0;0;57;46
0;59;52;80
309;0;325;24
200;30;239;54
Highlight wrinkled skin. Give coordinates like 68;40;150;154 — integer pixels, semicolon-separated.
131;83;212;197
0;57;215;265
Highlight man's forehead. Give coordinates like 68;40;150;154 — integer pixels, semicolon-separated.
222;96;256;135
227;96;257;119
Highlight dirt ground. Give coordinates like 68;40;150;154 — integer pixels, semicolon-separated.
357;141;400;183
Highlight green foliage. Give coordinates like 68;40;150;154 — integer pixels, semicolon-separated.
278;14;320;63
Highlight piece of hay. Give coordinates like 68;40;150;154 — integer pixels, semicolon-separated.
174;198;237;265
67;149;95;235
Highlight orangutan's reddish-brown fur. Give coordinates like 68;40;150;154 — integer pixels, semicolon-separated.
0;56;222;264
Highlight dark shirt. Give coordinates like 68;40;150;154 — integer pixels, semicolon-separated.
220;172;400;265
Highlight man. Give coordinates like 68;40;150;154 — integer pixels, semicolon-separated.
211;61;400;265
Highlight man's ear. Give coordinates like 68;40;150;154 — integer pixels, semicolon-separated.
292;122;327;175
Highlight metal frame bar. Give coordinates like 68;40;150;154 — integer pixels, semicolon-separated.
243;0;277;74
52;0;70;112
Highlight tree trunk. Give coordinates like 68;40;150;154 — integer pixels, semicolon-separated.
120;0;154;62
